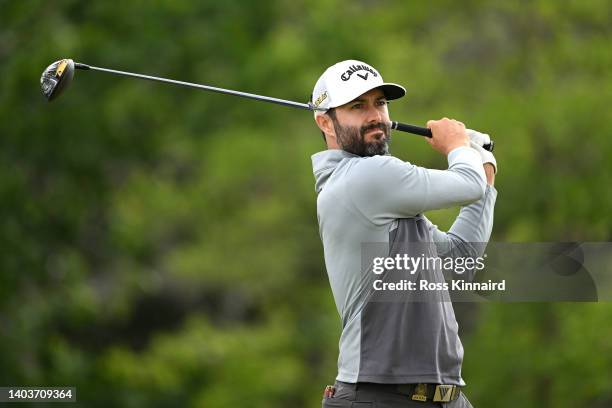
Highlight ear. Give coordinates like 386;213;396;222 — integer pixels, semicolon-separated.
315;113;336;142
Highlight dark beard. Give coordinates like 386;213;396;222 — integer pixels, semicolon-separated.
333;121;391;157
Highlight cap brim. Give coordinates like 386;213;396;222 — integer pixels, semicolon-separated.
379;83;406;101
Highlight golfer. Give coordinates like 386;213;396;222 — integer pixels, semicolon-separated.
311;60;497;407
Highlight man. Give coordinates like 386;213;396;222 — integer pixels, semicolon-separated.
311;60;497;407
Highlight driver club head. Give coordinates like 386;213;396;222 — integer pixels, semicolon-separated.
41;59;75;101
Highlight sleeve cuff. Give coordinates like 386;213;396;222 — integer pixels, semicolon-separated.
447;146;480;166
485;183;498;197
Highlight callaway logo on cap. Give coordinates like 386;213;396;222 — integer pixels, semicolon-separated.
311;59;406;111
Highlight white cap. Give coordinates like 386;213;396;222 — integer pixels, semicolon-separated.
311;60;405;111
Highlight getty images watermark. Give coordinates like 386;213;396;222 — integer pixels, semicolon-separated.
361;242;612;302
371;253;506;292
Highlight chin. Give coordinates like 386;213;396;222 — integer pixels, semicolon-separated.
364;143;389;157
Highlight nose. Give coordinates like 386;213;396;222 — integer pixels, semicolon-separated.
365;104;383;124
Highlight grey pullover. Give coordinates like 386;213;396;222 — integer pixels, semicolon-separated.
312;146;497;385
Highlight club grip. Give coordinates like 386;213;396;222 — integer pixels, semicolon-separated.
390;121;432;137
390;121;494;152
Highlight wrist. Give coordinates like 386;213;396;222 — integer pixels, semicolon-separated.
484;163;495;185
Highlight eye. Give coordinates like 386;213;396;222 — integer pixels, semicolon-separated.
351;103;363;109
376;100;388;106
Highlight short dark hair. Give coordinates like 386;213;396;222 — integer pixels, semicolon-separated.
321;108;337;143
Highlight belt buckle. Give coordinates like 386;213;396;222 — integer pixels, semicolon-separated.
433;385;455;402
410;383;428;402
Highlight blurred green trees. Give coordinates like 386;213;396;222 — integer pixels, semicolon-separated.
1;1;611;406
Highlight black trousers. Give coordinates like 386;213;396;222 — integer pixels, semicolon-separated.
322;381;474;408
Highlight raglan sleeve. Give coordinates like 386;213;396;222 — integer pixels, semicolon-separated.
427;184;498;254
348;146;487;225
421;183;497;281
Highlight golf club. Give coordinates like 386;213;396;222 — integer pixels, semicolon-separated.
40;59;494;151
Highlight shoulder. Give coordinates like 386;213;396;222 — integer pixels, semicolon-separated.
349;155;417;181
345;155;419;201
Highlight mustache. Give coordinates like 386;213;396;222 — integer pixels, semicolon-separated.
360;122;390;135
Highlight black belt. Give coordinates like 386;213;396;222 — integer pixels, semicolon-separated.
350;382;462;403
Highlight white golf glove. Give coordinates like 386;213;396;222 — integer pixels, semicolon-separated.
466;129;492;147
469;139;497;174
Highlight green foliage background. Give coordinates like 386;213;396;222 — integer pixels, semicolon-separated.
1;1;611;407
